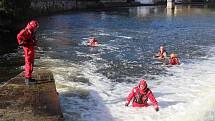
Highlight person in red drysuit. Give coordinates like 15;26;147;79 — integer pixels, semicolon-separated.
17;20;39;84
169;53;180;65
125;80;159;112
155;45;167;60
87;37;98;47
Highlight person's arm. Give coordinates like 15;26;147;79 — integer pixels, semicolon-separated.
147;90;159;111
32;32;38;46
17;30;28;46
163;52;167;58
177;58;180;65
154;51;160;58
125;88;135;106
169;58;172;65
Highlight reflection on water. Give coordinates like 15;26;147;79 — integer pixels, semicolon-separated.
129;6;166;17
167;8;175;16
128;5;215;18
168;5;215;16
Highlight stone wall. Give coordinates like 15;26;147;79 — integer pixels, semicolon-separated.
135;0;166;4
30;0;76;13
30;0;130;13
100;0;127;3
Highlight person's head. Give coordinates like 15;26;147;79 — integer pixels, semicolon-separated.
89;37;97;43
160;45;165;52
138;80;148;91
170;53;177;59
26;20;39;32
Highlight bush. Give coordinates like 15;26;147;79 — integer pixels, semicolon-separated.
1;0;31;19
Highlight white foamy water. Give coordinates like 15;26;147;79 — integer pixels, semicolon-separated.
117;35;132;39
39;45;215;121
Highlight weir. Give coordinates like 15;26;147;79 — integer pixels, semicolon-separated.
0;68;64;121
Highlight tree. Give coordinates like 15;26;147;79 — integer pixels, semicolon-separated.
1;0;31;18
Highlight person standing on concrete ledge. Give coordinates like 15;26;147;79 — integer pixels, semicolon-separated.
17;20;39;85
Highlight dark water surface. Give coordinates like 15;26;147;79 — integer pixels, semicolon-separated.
1;5;215;82
35;5;215;82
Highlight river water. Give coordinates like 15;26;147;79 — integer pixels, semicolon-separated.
1;5;215;121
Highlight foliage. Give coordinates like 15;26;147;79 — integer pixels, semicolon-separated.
0;0;31;19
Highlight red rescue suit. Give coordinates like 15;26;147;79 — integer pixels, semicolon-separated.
158;50;167;60
126;80;159;111
169;57;180;65
156;46;167;60
87;38;98;47
17;28;36;79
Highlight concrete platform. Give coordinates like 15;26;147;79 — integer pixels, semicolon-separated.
0;68;64;121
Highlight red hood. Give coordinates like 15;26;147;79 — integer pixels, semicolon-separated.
138;80;147;90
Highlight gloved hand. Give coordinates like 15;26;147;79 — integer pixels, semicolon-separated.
19;40;27;46
155;107;159;112
125;100;129;106
154;105;159;112
33;39;38;46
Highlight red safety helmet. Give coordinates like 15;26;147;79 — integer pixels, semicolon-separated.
26;20;39;31
139;80;147;90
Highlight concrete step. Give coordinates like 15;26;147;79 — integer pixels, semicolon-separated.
0;68;64;121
